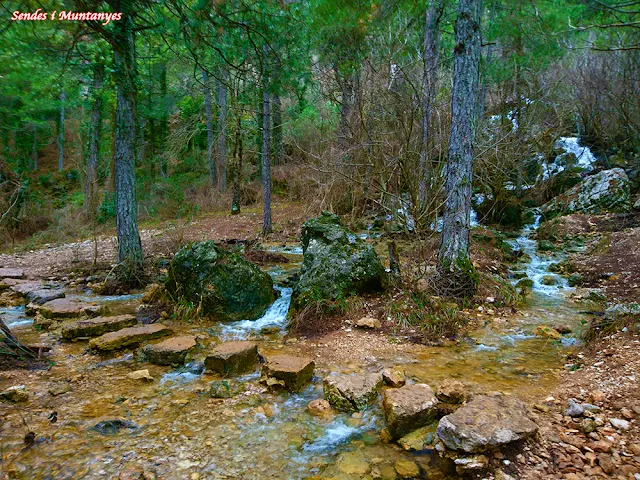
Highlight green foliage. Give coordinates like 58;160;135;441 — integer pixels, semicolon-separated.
98;192;117;224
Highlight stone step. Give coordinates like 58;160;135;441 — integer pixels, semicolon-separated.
89;324;172;351
143;335;197;365
61;315;138;340
262;355;315;392
204;341;258;376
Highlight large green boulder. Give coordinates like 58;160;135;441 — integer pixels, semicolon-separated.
541;168;630;219
292;212;385;309
165;241;276;322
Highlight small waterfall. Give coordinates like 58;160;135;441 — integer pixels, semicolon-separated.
508;214;568;295
220;286;293;339
540;137;597;181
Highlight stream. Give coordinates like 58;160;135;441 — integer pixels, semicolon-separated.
0;220;590;479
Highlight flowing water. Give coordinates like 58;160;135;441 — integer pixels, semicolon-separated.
0;221;590;479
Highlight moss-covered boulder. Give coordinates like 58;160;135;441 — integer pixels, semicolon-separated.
541;168;631;218
165;241;276;322
291;212;385;309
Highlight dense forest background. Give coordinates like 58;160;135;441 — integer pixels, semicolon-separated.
0;0;638;257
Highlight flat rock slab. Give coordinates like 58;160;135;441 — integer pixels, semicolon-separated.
26;289;65;305
143;335;197;365
383;383;439;439
89;324;172;351
9;280;44;296
204;341;258;376
324;373;383;412
61;315;138;340
262;355;315;391
33;298;106;319
0;268;24;279
436;395;538;453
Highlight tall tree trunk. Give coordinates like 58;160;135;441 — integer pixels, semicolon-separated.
57;90;65;171
216;71;228;191
478;0;497;120
86;61;104;217
156;61;168;177
437;0;482;296
418;0;444;210
232;114;242;215
201;66;216;191
32;125;37;171
256;92;264;180
113;3;143;272
262;61;272;236
272;93;283;166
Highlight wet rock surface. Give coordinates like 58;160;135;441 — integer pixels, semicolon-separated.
204;341;259;376
88;324;172;351
383;383;439;439
61;315;138;340
324;372;383;412
261;354;315;391
437;395;538;453
0;385;29;403
165;241;276;322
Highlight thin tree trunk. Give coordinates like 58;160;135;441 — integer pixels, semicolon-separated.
256;92;264;180
86;61;104;217
32;126;37;171
113;4;143;272
202;66;216;191
272;93;283;166
262;55;272;236
418;0;443;210
216;71;228;191
58;90;65;171
437;0;482;296
337;73;353;152
478;0;497;120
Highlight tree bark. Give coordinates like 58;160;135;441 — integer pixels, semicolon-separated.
272;92;283;166
57;90;65;171
86;61;104;217
216;71;228;191
437;0;482;296
262;56;272;236
112;3;143;272
201;66;216;191
337;73;353;152
418;0;444;210
32;126;37;171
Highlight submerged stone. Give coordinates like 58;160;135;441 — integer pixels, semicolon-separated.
291;212;386;309
383;383;439;439
165;241;276;322
127;369;153;381
437;395;538;453
535;325;562;339
209;379;245;398
307;399;334;419
394;458;420;478
90;419;138;435
61;315;137;340
143;335;196;365
324;373;382;412
204;341;259;376
398;424;437;451
89;324;172;351
262;355;315;392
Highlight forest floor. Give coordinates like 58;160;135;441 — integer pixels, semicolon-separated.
1;202;639;479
